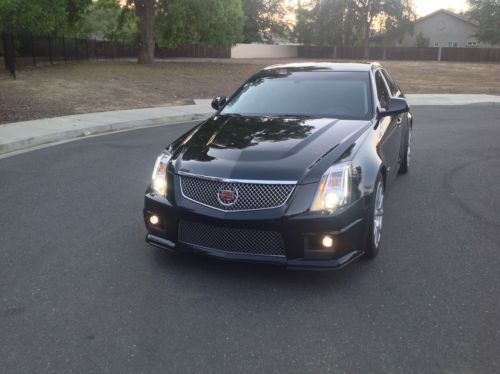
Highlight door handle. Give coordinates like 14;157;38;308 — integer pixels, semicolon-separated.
396;115;403;125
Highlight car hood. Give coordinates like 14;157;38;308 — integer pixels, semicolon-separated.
171;115;372;183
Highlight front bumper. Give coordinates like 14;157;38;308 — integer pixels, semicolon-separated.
146;233;364;270
143;187;370;270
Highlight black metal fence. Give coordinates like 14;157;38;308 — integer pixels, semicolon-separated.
1;33;138;78
15;34;137;64
1;33;232;78
1;33;16;78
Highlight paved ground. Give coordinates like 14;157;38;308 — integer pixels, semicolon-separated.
0;105;499;373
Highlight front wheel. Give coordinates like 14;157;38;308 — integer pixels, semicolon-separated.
364;174;384;258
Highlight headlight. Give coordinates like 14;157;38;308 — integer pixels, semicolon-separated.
151;151;171;196
311;163;352;213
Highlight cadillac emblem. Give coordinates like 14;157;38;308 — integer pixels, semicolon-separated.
217;186;239;207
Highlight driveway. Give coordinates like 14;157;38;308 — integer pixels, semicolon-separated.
0;105;499;373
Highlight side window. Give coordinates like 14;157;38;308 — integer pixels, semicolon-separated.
381;70;399;96
375;70;390;109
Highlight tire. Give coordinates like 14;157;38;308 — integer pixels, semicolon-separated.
364;173;385;259
398;126;412;174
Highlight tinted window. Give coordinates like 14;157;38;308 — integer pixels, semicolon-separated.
381;70;399;96
222;71;373;120
375;70;390;108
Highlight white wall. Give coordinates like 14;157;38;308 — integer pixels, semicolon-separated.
231;44;299;59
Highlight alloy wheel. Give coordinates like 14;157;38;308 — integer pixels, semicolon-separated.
406;128;412;169
373;180;384;248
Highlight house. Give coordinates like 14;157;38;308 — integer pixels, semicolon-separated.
398;9;493;48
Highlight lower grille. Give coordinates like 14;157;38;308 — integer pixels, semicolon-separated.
178;220;286;257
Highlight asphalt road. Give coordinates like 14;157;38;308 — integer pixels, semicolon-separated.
1;105;499;373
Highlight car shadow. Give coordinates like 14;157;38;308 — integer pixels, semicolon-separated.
149;246;375;293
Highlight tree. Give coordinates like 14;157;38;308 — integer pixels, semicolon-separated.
468;0;500;45
295;0;357;46
415;31;429;47
294;0;415;55
155;0;244;48
79;0;138;43
0;0;91;34
295;4;318;44
316;0;360;46
241;0;290;43
133;0;155;63
102;0;154;63
375;0;415;48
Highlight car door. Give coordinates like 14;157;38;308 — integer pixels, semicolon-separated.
374;69;403;185
381;68;410;166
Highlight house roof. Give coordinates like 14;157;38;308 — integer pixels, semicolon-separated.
415;8;478;27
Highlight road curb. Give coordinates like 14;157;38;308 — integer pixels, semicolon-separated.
0;111;212;157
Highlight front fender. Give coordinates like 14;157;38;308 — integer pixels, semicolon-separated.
351;127;385;200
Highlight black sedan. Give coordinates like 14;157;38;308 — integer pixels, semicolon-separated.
143;62;412;270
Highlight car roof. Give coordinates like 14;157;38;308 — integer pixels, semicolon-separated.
262;62;381;72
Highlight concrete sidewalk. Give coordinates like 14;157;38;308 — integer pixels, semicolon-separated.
1;95;499;157
407;94;500;106
0;100;213;157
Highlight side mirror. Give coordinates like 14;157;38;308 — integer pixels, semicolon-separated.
378;97;409;117
211;96;227;111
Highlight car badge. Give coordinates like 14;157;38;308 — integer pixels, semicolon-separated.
217;186;239;207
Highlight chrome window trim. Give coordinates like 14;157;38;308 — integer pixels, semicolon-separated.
178;172;297;212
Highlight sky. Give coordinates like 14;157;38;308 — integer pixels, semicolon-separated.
413;0;469;16
289;1;470;17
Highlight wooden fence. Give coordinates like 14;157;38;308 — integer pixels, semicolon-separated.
298;45;500;62
441;47;500;62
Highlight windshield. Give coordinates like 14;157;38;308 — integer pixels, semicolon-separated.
221;70;373;120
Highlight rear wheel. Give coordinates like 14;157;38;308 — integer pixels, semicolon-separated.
398;127;411;174
364;174;384;258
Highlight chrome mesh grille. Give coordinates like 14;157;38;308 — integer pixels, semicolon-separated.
178;220;286;257
179;175;295;211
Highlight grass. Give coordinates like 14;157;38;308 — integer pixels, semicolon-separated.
1;58;499;124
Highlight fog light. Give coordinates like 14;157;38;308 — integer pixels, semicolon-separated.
149;215;159;225
322;235;333;248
